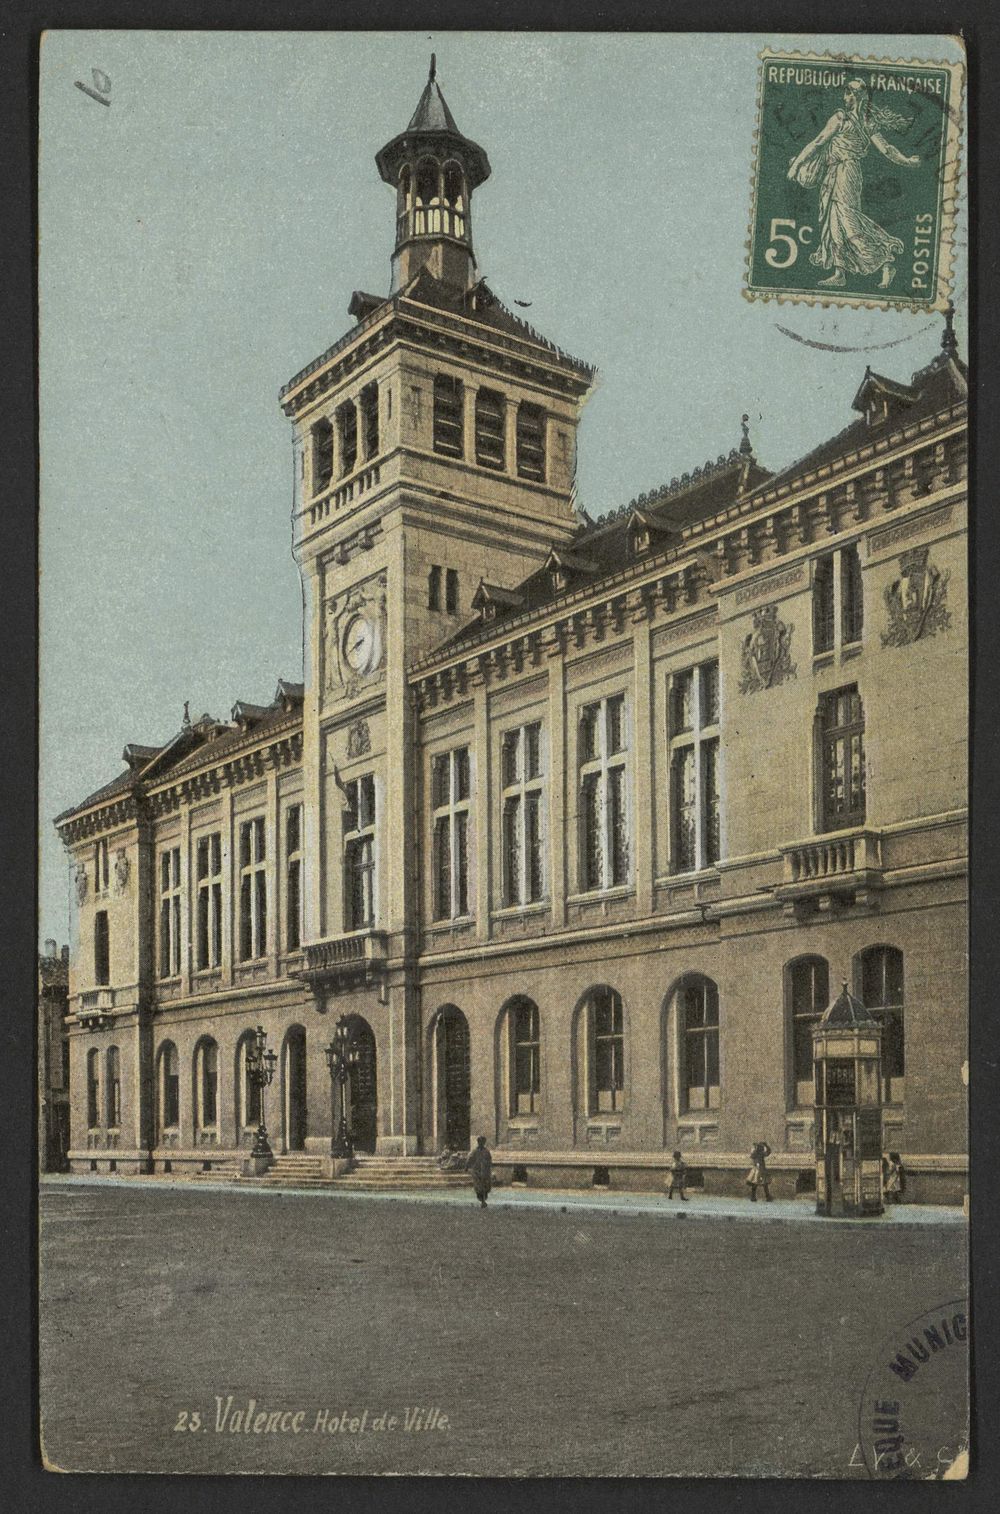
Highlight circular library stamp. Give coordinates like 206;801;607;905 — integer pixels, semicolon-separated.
745;50;965;311
855;1297;969;1479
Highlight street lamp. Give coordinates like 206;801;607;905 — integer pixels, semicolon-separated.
325;1016;360;1159
245;1024;278;1161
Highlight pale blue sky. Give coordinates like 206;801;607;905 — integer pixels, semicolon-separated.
38;30;966;942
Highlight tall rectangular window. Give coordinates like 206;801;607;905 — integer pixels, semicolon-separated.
433;374;463;458
195;833;223;970
516;402;546;481
510;999;540;1115
579;694;629;892
343;778;376;930
813;556;835;654
239;817;267;961
94;837;110;895
445;567;459;615
814;546;864;655
94;910;110;986
286;805;303;950
819;686;866;831
311;416;333;494
501;722;544;907
432;747;471;920
428;564;442;611
860;946;905;1103
337;401;358;476
669;660;720;873
841;544;864;645
360;382;379;460
158;848;181;978
87;1049;100;1128
475;388;505;469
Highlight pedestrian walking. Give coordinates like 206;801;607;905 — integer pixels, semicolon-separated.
466;1135;493;1209
746;1140;773;1202
666;1149;688;1201
882;1150;905;1204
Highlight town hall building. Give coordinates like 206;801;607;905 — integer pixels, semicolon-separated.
55;62;968;1203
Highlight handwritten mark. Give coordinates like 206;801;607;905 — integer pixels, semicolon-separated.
75;68;111;106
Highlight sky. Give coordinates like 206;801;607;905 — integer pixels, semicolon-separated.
38;30;967;943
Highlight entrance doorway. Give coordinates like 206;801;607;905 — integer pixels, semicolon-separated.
347;1017;378;1153
284;1026;307;1151
435;1006;471;1151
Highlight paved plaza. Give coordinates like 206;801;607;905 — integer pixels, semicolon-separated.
39;1178;967;1477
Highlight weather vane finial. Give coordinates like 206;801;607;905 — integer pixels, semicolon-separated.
739;413;753;456
429;52;436;82
942;299;957;356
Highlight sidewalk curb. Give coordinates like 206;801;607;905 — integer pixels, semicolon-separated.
40;1174;966;1227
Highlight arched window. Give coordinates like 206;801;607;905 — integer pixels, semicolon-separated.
336;400;357;477
442;161;466;237
106;1046;121;1128
507;998;540;1115
857;946;904;1103
415;158;440;235
195;1038;219;1131
157;1042;179;1135
360;382;379;460
786;957;829;1107
86;1048;100;1129
237;1032;262;1130
678;976;719;1112
397;164;412;239
579;986;624;1115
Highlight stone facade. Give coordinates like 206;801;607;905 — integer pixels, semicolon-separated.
54;66;968;1202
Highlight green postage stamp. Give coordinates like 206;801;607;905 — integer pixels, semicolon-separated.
745;50;965;309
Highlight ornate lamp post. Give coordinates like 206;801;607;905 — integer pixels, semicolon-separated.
325;1016;360;1159
246;1024;278;1161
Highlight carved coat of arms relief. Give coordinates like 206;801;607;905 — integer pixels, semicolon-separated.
738;603;797;693
881;546;951;647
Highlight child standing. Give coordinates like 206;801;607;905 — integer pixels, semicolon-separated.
666;1149;688;1201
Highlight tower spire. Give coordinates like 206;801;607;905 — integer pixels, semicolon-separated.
375;62;491;294
942;299;958;358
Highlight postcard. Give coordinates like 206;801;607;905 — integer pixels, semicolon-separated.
38;30;969;1478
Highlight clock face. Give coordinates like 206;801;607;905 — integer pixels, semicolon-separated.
343;612;380;675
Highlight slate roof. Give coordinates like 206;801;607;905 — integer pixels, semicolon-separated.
759;345;966;497
55;682;304;825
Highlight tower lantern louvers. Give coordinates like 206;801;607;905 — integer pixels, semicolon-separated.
375;55;491;294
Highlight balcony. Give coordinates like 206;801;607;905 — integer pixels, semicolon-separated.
76;986;121;1029
290;931;389;990
774;830;883;915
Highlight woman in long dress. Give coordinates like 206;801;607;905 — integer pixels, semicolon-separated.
787;79;921;289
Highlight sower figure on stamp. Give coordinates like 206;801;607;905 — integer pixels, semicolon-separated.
787;78;920;290
466;1135;493;1209
666;1149;688;1201
746;1140;773;1202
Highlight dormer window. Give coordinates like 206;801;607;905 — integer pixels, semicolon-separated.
868;397;889;428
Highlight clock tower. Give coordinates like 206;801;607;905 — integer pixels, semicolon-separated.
280;59;595;1152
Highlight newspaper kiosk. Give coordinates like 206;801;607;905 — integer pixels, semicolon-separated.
813;981;884;1217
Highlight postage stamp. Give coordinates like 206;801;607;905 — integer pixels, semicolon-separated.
745;50;965;310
